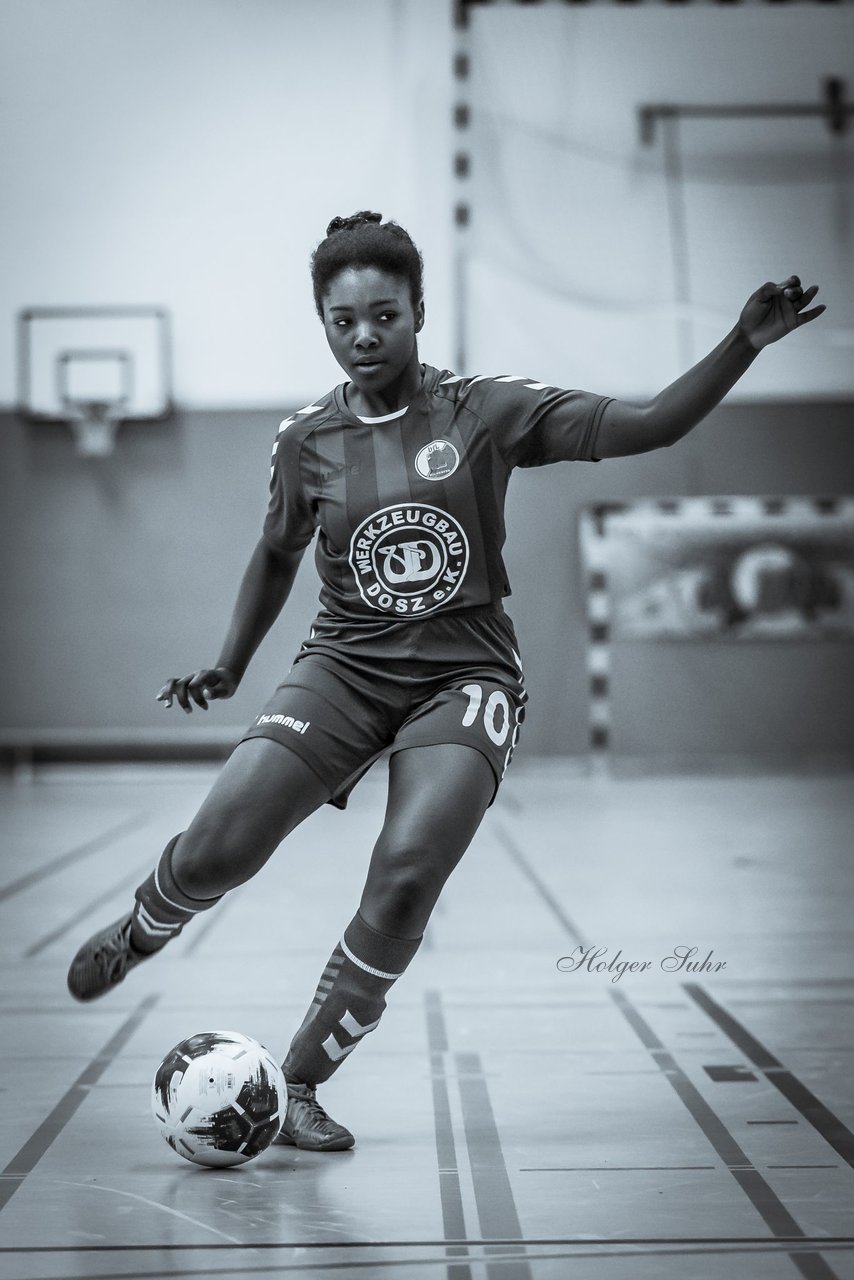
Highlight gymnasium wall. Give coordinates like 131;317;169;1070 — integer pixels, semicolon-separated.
0;0;457;407
2;0;853;763
3;399;852;761
465;5;854;399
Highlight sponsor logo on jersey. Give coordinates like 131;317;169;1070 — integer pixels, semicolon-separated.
415;439;460;481
349;503;469;616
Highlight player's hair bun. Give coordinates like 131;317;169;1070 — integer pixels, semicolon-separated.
311;211;424;318
326;211;383;236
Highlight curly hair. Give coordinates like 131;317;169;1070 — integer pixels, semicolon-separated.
311;211;424;319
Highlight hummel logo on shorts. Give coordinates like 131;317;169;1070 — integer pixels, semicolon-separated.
256;714;310;734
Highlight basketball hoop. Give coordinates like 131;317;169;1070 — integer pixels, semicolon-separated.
17;306;173;457
65;399;122;458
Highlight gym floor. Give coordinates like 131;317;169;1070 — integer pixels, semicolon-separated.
0;758;852;1280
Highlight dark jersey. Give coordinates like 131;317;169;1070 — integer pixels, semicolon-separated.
264;364;611;621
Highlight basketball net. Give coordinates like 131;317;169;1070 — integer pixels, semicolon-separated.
66;400;121;458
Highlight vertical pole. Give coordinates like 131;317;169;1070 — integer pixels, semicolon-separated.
579;506;613;778
662;114;693;373
452;0;473;374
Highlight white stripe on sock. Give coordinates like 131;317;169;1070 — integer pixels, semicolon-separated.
322;1032;357;1063
135;904;180;938
340;936;403;980
153;864;201;915
339;1010;380;1038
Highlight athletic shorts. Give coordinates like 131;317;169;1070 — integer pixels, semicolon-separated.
240;603;527;808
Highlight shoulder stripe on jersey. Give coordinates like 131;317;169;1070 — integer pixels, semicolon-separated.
277;401;327;437
440;373;552;392
271;400;327;478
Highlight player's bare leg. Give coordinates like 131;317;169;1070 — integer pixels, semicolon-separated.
358;742;496;937
67;739;330;1001
278;743;495;1150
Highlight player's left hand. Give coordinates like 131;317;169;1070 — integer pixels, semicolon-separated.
156;666;239;713
738;276;825;351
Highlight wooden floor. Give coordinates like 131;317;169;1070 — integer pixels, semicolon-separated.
0;758;852;1280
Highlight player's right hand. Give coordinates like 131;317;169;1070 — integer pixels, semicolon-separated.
156;667;239;713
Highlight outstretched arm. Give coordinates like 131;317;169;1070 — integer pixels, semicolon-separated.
594;275;825;459
157;538;306;712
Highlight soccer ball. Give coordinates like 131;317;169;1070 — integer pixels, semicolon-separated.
151;1030;286;1168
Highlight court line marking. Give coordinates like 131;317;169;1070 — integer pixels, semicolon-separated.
685;982;854;1169
3;1235;854;1252
492;819;845;1280
0;815;147;902
8;1245;854;1280
425;990;474;1280
0;993;159;1212
11;1244;854;1280
24;859;152;956
455;1051;532;1280
183;886;244;955
491;821;586;946
521;1163;839;1172
609;988;841;1280
520;1164;717;1171
54;1179;242;1243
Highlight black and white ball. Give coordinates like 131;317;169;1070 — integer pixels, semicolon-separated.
151;1030;286;1167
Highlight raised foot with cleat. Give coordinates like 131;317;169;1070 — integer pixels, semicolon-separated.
67;913;150;1002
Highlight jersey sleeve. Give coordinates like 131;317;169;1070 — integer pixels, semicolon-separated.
458;375;613;469
262;419;316;553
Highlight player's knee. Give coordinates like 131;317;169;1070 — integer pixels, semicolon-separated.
363;849;444;936
173;819;269;899
366;890;430;938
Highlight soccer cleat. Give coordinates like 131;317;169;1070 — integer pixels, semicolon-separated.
67;913;149;1002
274;1080;355;1151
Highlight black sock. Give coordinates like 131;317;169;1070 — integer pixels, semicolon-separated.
130;835;219;955
284;911;422;1086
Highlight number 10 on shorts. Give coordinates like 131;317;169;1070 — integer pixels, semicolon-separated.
460;683;512;746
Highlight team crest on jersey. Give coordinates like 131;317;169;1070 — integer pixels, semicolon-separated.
349;503;469;616
414;440;460;481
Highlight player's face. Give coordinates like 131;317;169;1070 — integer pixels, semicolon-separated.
322;267;424;404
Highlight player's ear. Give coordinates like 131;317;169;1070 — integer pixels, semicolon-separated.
414;299;425;333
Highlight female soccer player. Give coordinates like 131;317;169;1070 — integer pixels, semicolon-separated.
67;212;824;1151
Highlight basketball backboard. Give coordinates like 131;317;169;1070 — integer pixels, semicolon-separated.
17;306;172;456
